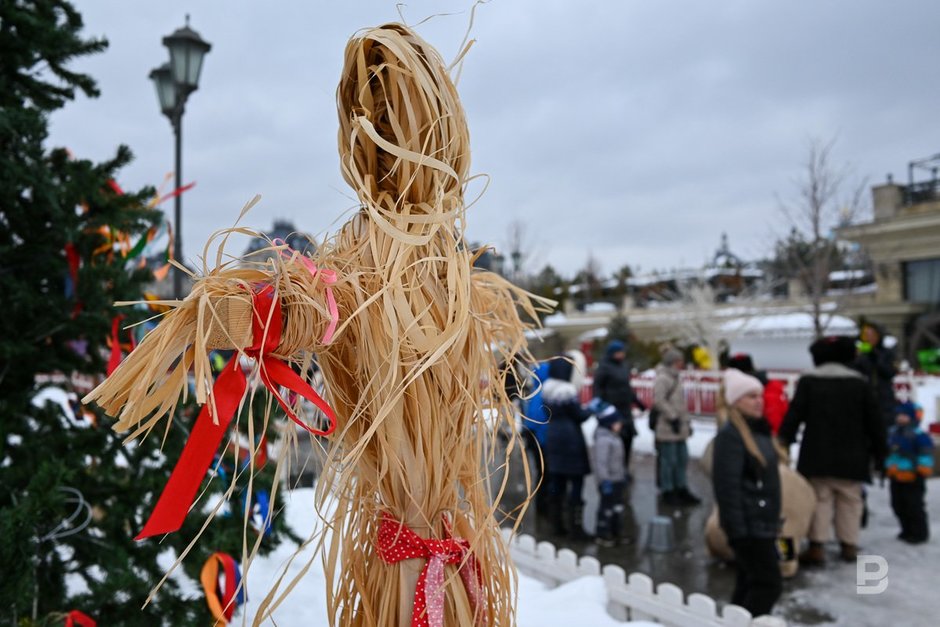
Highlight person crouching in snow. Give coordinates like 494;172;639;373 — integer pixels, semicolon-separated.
713;369;783;618
886;401;933;544
590;399;628;547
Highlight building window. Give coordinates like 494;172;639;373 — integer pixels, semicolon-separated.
904;258;940;304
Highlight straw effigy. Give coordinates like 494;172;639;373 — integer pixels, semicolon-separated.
85;22;553;626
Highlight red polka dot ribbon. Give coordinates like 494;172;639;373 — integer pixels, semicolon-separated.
376;512;485;627
135;283;336;540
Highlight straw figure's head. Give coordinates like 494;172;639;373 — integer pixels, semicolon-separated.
337;23;469;242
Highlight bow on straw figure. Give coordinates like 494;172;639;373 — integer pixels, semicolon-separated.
85;23;553;626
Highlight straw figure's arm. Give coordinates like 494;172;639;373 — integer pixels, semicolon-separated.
83;247;343;445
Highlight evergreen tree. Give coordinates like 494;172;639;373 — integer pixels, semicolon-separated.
605;312;630;346
0;3;293;624
529;264;565;317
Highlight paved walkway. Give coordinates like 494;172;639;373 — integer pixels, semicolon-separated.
527;451;740;610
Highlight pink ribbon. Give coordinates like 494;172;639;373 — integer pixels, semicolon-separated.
273;239;339;344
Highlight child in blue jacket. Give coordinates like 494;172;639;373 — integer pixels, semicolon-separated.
885;402;933;544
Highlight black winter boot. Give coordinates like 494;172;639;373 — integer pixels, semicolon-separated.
549;494;567;536
799;541;825;566
611;504;624;546
677;487;702;506
566;502;594;541
661;490;681;506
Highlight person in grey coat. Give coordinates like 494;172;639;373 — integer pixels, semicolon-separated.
590;399;628;546
652;348;701;505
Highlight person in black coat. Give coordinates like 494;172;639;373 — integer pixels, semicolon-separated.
543;350;592;540
778;335;888;564
853;321;898;431
713;369;783;618
593;339;644;476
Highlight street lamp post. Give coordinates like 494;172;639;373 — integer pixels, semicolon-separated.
149;16;211;298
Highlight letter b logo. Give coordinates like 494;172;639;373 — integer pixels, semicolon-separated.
856;555;888;595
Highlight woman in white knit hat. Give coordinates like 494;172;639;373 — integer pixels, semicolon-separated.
712;369;784;618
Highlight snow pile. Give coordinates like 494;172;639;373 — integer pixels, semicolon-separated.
234;489;660;626
518;575;657;627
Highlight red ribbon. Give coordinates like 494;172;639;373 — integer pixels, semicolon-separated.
64;242;82;318
376;513;484;627
155;181;196;206
64;610;96;627
107;315;125;376
136;284;336;540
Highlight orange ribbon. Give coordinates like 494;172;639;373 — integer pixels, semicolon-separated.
200;552;243;625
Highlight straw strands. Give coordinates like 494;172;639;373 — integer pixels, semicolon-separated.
85;22;553;626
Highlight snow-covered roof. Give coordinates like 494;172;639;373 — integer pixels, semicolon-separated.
543;313;612;328
524;328;557;341
576;327;609;342
828;269;869;281
627;266;763;287
722;312;857;339
583;302;617;313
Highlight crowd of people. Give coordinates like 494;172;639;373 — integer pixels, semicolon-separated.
523;321;934;619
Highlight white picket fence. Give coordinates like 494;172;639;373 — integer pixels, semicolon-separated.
504;530;787;627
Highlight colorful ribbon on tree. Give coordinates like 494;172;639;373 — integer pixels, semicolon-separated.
243;489;273;537
64;242;82;318
200;552;245;625
106;315;137;376
135;283;336;539
64;610;96;627
376;513;485;627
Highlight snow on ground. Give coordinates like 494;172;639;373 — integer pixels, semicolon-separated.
234;488;658;626
777;477;940;627
518;575;656;627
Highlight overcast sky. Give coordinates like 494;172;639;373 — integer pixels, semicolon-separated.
49;1;940;278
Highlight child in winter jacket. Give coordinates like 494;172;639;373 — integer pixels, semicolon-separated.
886;402;933;544
590;399;628;547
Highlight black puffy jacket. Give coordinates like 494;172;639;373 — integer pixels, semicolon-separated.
543;380;592;476
712;417;781;541
778;363;887;482
853;342;897;429
594;357;638;413
593;356;640;437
